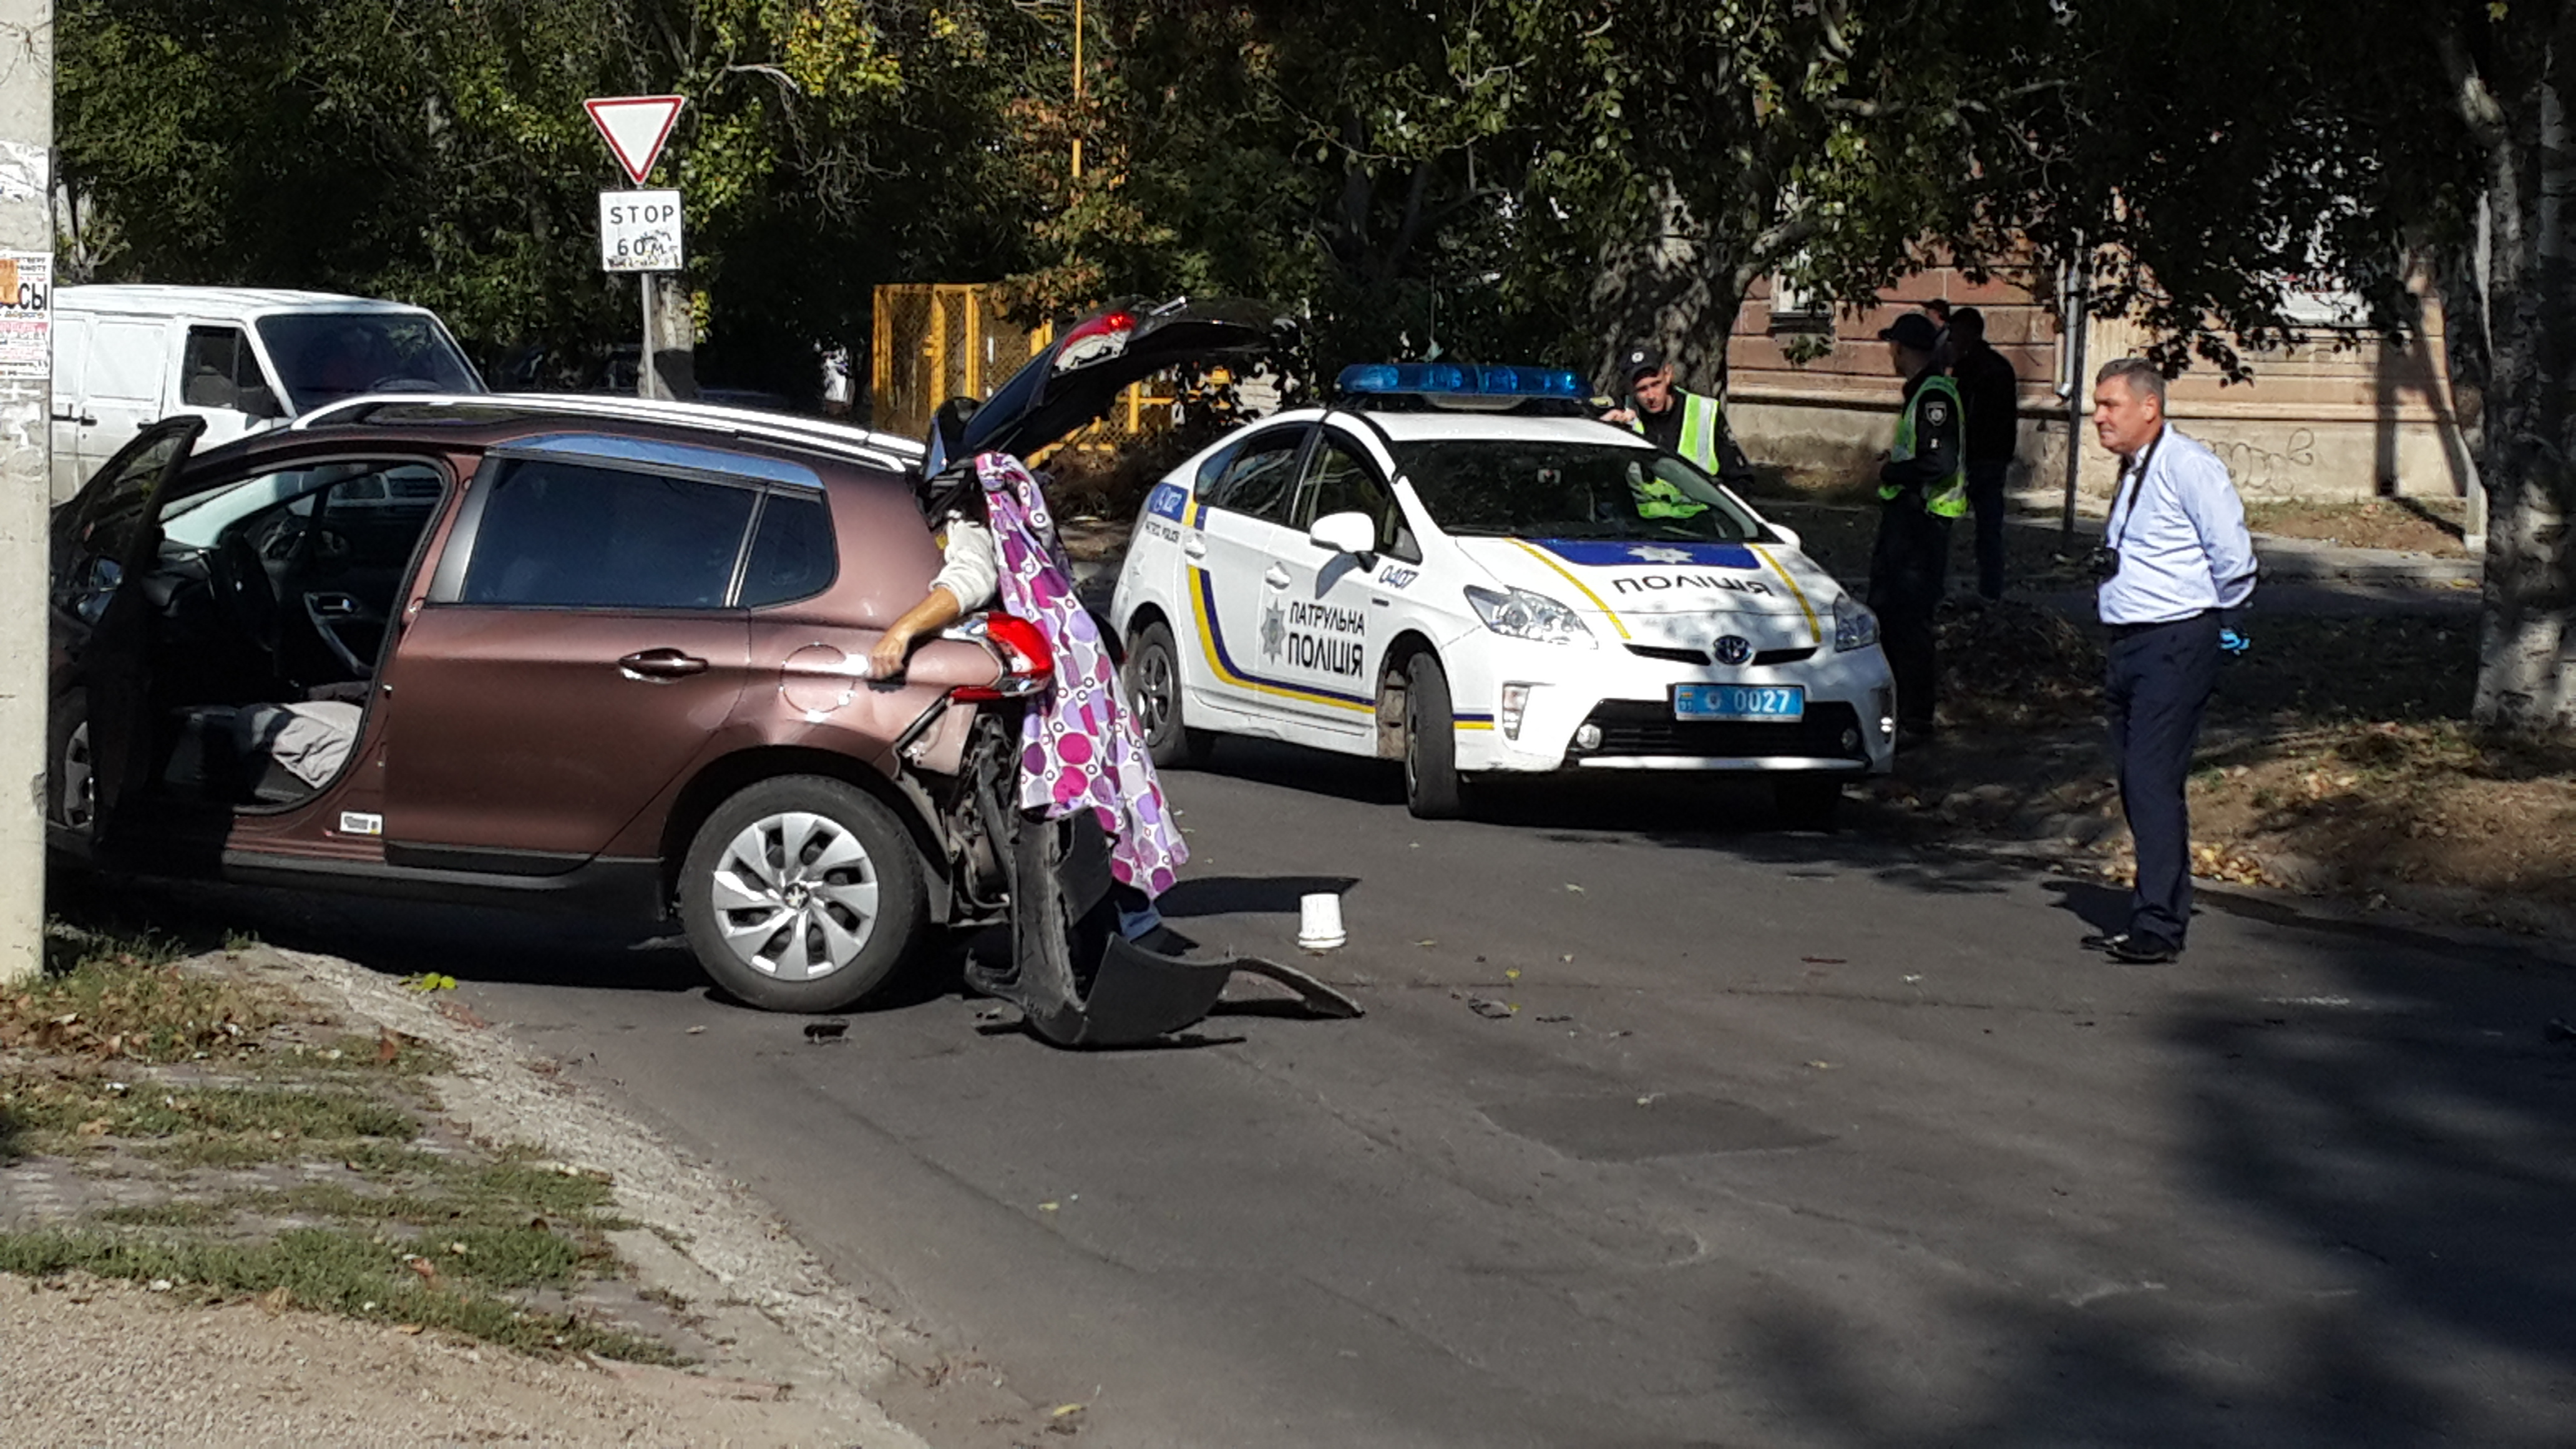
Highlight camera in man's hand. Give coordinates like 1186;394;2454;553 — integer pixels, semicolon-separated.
2086;545;2122;580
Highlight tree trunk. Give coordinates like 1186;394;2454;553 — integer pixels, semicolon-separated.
1585;180;1740;399
2471;54;2576;738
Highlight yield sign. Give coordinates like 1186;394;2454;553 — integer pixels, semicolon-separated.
585;94;686;185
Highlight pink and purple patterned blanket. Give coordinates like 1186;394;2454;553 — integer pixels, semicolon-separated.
977;452;1188;899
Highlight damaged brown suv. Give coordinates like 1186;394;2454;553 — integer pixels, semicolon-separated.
49;398;1028;1012
51;302;1277;1020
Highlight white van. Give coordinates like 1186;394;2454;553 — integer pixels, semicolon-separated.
50;286;485;499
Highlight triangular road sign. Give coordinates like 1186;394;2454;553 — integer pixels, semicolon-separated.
585;95;686;185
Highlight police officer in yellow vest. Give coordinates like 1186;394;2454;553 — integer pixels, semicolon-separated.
1871;313;1967;746
1601;345;1755;490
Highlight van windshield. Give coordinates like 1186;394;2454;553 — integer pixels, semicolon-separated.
256;313;482;411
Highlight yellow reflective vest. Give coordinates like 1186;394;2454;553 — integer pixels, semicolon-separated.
1626;389;1728;476
1880;374;1969;519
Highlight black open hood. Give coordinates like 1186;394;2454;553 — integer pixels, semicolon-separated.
921;296;1284;476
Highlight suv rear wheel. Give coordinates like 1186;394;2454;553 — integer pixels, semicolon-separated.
678;776;925;1013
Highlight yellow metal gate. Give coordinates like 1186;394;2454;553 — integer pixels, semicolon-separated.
870;283;1173;456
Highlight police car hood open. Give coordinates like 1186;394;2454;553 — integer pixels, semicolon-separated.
1455;535;1833;622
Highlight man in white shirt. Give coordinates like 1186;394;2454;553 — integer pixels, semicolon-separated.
2086;358;2258;964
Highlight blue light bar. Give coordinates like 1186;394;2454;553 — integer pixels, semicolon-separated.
1338;363;1583;399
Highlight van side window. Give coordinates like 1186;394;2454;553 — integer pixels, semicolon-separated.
462;459;758;610
180;327;280;416
87;320;165;404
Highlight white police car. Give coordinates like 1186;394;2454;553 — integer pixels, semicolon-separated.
1109;364;1896;823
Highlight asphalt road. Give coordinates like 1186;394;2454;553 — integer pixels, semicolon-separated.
133;746;2576;1448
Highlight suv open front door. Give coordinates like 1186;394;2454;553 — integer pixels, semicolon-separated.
48;416;208;846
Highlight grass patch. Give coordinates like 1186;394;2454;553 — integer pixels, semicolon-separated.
4;930;684;1364
1;1078;417;1154
0;1226;676;1362
2;940;290;1066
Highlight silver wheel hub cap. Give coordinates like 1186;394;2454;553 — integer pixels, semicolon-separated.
708;811;881;982
1134;650;1173;736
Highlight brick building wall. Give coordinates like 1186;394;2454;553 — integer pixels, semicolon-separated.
1720;263;2482;512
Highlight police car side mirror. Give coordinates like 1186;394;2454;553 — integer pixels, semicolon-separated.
1309;510;1377;557
1767;523;1803;550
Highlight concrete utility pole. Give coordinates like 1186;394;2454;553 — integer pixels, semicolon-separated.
0;1;47;986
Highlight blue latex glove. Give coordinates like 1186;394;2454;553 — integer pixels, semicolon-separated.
2218;627;2250;656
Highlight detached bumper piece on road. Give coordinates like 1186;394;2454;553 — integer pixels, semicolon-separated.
969;807;1362;1047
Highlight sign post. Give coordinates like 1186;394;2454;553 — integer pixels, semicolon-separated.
585;95;692;400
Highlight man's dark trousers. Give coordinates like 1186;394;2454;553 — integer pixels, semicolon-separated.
1868;498;1951;733
1966;460;2010;599
2106;611;2222;944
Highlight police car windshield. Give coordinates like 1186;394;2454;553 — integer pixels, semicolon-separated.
1394;440;1765;542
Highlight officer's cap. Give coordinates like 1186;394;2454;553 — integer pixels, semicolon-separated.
1877;313;1941;351
1622;345;1666;381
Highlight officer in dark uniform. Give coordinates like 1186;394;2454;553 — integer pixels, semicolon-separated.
1871;313;1967;746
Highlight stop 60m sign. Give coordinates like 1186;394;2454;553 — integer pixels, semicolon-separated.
600;190;684;273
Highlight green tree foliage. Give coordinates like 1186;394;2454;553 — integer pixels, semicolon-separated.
1014;2;2014;393
57;0;1038;394
1946;1;2569;736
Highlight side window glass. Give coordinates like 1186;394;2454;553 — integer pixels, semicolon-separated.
462;459;758;610
1194;437;1245;494
87;321;165;403
67;429;190;571
1300;439;1415;557
739;492;839;608
1201;429;1305;524
179;326;280;416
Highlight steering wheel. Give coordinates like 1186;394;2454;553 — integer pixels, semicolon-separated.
366;375;442;393
212;530;283;655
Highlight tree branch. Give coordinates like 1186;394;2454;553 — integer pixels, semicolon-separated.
2434;13;2510;155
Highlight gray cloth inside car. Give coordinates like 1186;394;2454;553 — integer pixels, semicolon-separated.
235;701;363;788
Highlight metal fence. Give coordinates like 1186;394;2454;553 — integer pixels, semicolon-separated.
869;283;1174;457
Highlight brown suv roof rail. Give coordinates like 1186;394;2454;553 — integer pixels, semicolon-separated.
292;393;924;472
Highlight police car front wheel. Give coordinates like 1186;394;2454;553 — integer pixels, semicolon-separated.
1125;620;1212;769
1400;653;1473;819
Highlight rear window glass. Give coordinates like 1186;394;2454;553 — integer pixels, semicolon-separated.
738;492;838;608
256;312;481;411
462;459;756;610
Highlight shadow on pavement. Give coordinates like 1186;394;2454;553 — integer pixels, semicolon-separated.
1729;929;2576;1447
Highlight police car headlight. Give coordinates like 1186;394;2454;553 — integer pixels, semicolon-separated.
1833;593;1880;653
1463;585;1597;648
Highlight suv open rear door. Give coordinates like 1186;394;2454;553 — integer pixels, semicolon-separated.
923;297;1282;474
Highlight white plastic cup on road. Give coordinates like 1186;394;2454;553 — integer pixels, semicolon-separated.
1297;892;1347;951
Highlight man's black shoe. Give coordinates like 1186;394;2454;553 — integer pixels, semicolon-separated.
2080;931;2131;954
2107;933;2181;964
